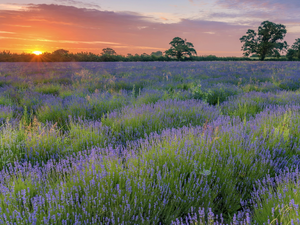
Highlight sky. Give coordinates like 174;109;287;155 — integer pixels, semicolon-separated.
0;0;300;56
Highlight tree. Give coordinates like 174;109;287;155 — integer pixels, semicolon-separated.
286;49;296;60
291;38;300;59
165;37;197;60
52;49;69;62
141;53;149;57
101;48;116;55
52;49;69;55
151;51;163;57
240;21;288;61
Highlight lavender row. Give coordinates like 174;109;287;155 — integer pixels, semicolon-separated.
1;62;300;92
1;105;300;223
0;61;300;125
3;86;300;129
0;99;219;169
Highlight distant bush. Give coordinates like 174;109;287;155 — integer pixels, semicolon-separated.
191;83;241;105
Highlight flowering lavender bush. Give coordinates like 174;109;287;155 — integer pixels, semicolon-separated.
0;61;300;224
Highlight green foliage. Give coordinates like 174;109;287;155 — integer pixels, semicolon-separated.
86;93;129;119
35;84;61;95
286;49;297;60
0;51;257;62
0;108;13;123
67;119;108;153
286;38;300;61
191;83;240;105
101;47;117;55
252;172;300;223
52;49;70;62
151;51;163;57
165;37;197;60
53;49;69;55
240;21;288;61
0;118;65;168
36;102;66;127
133;91;162;106
0;96;12;106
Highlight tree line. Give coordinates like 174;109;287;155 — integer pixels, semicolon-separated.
0;49;251;62
0;20;299;62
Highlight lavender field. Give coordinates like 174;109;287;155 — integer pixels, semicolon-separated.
0;61;300;224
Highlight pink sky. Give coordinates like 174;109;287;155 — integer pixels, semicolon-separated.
0;1;299;56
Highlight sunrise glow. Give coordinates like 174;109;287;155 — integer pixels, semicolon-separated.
0;1;299;56
32;51;42;55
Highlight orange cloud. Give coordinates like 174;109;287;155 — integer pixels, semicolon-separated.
0;31;15;34
0;3;298;57
160;17;168;21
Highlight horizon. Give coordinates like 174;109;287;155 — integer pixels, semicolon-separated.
1;0;300;57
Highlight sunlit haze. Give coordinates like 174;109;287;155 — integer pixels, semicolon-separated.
32;51;42;55
1;0;300;56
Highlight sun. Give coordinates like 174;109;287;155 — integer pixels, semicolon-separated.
32;51;43;55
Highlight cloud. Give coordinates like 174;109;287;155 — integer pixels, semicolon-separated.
187;0;209;7
216;0;299;10
54;0;101;9
0;31;15;34
3;24;31;27
207;0;300;36
288;25;300;33
203;31;215;34
0;3;299;56
36;38;120;45
0;3;24;11
215;0;300;18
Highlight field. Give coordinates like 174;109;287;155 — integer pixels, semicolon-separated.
0;61;300;224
